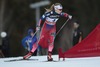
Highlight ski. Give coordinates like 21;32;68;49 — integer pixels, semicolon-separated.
4;58;38;62
42;60;59;62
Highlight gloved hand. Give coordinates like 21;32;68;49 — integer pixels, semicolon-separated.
36;26;40;31
68;15;72;19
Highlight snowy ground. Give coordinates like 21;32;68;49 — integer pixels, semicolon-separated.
0;55;100;67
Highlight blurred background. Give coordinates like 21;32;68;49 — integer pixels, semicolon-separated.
0;0;100;57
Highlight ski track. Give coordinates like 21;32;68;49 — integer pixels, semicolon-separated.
0;55;100;67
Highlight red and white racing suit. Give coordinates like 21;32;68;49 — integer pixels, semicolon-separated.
31;11;69;53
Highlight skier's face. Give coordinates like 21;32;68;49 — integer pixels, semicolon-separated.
55;8;62;14
30;32;34;36
54;4;63;14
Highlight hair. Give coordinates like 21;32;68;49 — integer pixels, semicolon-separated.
45;3;62;12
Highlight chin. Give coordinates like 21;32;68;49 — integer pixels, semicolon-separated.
56;12;61;14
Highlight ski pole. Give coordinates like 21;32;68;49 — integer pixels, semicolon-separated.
32;30;38;38
56;18;70;36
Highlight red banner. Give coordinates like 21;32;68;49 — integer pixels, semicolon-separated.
59;24;100;59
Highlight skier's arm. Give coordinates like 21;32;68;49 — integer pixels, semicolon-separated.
22;37;27;48
36;14;46;31
60;12;72;19
25;40;30;51
22;37;30;51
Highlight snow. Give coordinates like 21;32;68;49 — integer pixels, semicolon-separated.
0;55;100;67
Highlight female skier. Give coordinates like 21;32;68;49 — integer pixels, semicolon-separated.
23;3;72;61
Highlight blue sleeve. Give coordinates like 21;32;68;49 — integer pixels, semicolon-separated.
21;36;28;48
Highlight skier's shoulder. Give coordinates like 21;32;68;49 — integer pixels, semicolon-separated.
44;11;54;16
21;36;28;43
22;36;30;40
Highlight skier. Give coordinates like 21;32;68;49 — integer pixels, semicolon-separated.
23;3;72;61
22;29;37;56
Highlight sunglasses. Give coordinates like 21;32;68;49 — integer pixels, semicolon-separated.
58;9;62;11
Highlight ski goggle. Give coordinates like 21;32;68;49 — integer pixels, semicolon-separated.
54;5;63;11
58;9;62;11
